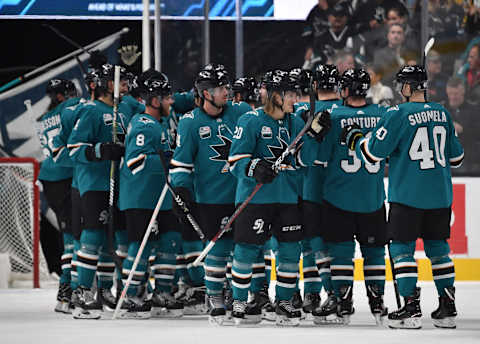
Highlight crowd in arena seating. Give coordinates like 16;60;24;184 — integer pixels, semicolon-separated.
302;0;480;175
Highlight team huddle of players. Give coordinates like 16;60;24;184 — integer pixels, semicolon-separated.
37;55;463;330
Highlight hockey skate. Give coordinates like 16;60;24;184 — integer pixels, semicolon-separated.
337;285;355;325
119;296;152;319
72;287;102;319
366;285;388;325
388;287;422;329
151;290;184;318
262;301;277;321
54;283;73;314
276;300;301;327
302;293;320;320
97;287;117;312
181;286;208;315
232;300;249;326
207;294;227;325
431;286;457;329
312;291;342;325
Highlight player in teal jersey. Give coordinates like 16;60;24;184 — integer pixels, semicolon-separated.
67;64;129;319
232;77;259;109
294;65;342;319
38;79;79;314
170;65;251;325
343;65;464;329
52;70;99;309
118;71;184;318
227;70;329;326
314;69;389;325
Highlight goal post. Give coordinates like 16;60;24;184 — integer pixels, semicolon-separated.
0;157;41;288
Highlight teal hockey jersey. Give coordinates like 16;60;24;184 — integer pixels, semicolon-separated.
170;101;251;204
295;99;343;204
355;102;464;209
228;107;320;205
119;113;173;211
67;100;128;196
38;97;80;181
317;103;387;213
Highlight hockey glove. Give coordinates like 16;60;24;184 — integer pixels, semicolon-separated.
340;123;363;151
172;187;193;223
246;158;277;184
117;45;142;66
309;110;332;142
85;142;125;161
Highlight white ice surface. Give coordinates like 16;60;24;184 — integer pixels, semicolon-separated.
0;282;479;344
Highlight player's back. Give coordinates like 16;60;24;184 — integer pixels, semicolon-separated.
380;102;464;209
320;103;386;213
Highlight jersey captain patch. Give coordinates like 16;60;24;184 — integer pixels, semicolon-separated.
209;134;232;173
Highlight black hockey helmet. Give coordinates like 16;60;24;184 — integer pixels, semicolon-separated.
395;65;428;92
289;68;312;95
84;69;100;92
203;63;226;72
313;64;339;91
141;71;172;99
232;77;258;103
46;79;75;97
339;68;370;97
194;67;230;98
96;63;127;89
263;69;298;93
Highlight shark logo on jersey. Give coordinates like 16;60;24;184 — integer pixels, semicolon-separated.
138;116;155;125
265;135;289;167
103;113;113;125
209;134;232;173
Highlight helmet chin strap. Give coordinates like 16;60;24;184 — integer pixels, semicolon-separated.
269;90;284;110
203;90;224;110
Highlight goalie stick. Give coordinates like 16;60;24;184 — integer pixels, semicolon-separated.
112;183;169;319
158;150;206;242
193;80;317;267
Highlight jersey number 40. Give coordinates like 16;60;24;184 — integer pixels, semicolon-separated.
409;126;446;169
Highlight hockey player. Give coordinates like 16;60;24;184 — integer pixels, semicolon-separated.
39;79;80;314
342;65;464;329
117;71;183;319
294;64;342;318
314;68;389;325
227;70;330;326
232;77;259;108
67;64;129;319
170;65;251;325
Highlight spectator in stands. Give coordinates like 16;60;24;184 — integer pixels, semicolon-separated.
352;0;409;31
333;50;355;74
365;64;394;106
363;6;419;63
306;2;359;69
458;43;480;102
303;0;339;67
426;50;448;103
466;1;480;40
443;76;479;175
373;23;418;86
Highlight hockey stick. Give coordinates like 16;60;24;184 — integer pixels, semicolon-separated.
192;110;315;267
423;37;435;68
107;66;124;275
388;242;402;309
112;183;169;319
158;150;206;242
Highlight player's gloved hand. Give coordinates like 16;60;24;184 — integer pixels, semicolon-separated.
246;158;277;184
309;110;331;142
85;142;125;161
340;123;363;150
172;187;193;223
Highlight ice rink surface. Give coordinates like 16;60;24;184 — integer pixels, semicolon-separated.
0;281;479;344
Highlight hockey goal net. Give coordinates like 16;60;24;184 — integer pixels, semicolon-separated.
0;157;47;288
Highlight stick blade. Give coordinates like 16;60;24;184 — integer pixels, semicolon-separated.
424;37;435;58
